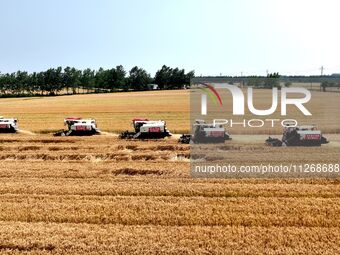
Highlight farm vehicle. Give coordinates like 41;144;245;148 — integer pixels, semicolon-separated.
266;124;329;147
120;118;172;139
0;116;18;133
179;119;231;144
54;117;100;136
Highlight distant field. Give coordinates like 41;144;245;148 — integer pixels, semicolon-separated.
1;89;339;135
290;82;340;92
0;90;190;134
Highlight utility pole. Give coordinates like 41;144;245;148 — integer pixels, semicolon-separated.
241;72;244;88
320;66;324;76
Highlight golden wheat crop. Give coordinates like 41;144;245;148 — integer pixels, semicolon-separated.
0;89;339;254
0;90;189;134
0;133;338;254
1;89;339;135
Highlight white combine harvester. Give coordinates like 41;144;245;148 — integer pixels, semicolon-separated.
266;123;329;147
54;117;100;136
120;118;172;139
179;119;231;144
0;116;18;133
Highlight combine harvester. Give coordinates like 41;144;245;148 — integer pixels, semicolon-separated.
266;123;329;147
0;116;18;133
120;118;172;139
179;119;231;144
54;117;100;136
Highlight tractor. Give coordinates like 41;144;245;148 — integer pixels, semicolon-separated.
54;117;100;136
179;119;231;144
120;118;172;139
266;124;328;147
0;116;18;133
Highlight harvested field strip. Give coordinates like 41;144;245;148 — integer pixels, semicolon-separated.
0;136;190;162
0;195;338;227
0;162;188;178
0;135;338;254
0;223;338;255
0;152;189;162
0;178;339;198
0;138;76;144
0;144;190;151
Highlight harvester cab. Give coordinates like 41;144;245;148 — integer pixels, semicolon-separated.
0;116;18;133
120;118;172;139
179;119;231;144
266;123;329;146
54;117;100;136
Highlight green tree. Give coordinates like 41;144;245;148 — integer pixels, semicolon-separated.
264;73;280;89
128;66;151;91
155;65;194;90
115;65;127;90
95;68;108;92
64;67;81;94
155;65;172;89
81;68;95;93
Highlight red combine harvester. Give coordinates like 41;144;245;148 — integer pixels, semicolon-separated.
120;118;172;139
54;117;100;136
179;119;231;144
0;116;18;133
266;124;329;147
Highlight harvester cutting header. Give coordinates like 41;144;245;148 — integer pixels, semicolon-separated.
54;117;100;136
120;118;172;139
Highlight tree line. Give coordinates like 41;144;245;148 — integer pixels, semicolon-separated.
247;73;340;90
0;65;194;97
321;81;340;92
246;73;283;88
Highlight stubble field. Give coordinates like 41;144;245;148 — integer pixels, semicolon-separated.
0;89;339;254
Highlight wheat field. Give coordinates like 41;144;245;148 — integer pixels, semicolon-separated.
1;88;339;135
0;90;339;254
0;90;189;134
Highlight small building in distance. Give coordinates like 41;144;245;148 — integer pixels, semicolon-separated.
147;84;159;90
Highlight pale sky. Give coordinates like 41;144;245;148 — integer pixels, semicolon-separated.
1;0;339;76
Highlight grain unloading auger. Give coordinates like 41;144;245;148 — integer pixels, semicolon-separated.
0;116;18;133
54;117;100;136
179;119;231;144
120;118;172;139
266;123;329;147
